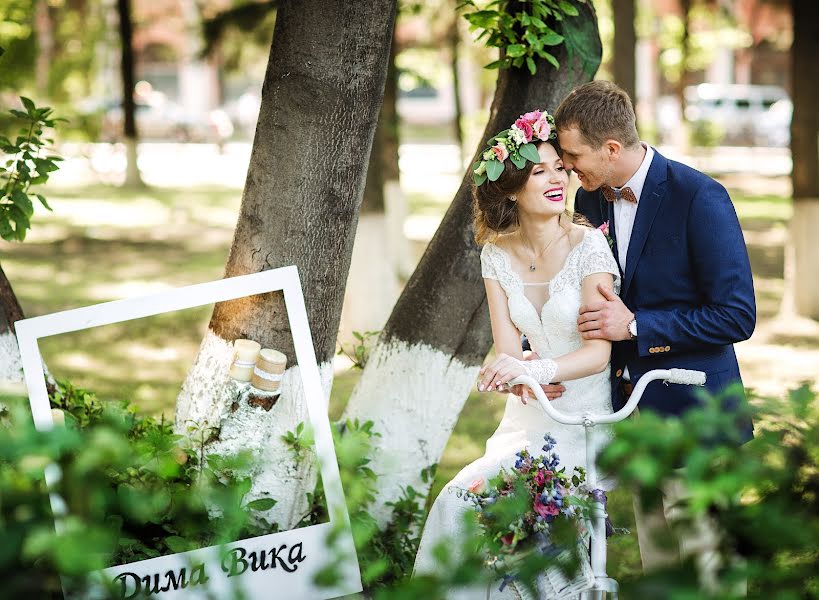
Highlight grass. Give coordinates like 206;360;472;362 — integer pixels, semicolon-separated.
0;172;809;586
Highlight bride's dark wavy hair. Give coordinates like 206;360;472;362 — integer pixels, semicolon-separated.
473;138;586;245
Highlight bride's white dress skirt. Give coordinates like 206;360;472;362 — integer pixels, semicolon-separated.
413;230;621;599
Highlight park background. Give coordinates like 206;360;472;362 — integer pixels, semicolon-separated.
0;0;817;596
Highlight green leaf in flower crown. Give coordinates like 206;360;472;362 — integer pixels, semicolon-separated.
473;171;488;186
510;153;526;169
519;143;541;164
486;159;504;181
487;129;510;146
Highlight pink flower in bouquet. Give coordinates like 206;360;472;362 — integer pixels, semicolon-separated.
514;118;534;143
501;533;514;545
534;469;546;487
468;477;487;494
534;497;560;518
598;221;610;237
533;115;552;141
492;142;509;162
521;110;542;124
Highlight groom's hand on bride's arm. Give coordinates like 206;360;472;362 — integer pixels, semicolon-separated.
577;284;634;342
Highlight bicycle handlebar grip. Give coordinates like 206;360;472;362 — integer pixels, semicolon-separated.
665;368;706;386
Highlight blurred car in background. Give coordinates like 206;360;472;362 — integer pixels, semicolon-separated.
99;98;234;144
683;83;789;146
755;98;792;147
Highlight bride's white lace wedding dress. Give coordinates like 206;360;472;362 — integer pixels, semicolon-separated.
413;227;621;599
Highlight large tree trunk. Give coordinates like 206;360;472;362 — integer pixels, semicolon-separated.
340;34;404;344
175;0;397;530
673;0;693;151
342;3;603;525
0;264;25;383
34;0;54;96
787;0;819;319
450;4;465;165
612;0;636;105
116;0;143;187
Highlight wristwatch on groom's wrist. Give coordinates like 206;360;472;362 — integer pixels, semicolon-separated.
627;318;638;340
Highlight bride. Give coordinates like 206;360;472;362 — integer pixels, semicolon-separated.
413;109;620;598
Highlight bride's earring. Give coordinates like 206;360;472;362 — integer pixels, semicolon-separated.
509;195;517;202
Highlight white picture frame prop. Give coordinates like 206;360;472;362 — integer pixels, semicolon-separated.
15;267;362;599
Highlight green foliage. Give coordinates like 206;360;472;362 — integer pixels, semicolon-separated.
0;97;64;241
599;383;819;598
281;420;315;463
0;381;280;596
337;330;380;370
458;0;587;73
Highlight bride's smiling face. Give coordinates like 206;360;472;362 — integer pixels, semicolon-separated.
515;143;569;220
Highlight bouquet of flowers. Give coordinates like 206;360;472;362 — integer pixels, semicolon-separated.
460;434;592;593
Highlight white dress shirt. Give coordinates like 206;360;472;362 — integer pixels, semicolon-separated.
613;143;654;272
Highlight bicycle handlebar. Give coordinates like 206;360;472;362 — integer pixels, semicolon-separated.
507;368;706;426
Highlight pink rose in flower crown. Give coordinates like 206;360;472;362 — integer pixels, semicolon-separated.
513;118;534;143
521;110;542;125
532;114;552;141
491;142;509;162
468;477;487;494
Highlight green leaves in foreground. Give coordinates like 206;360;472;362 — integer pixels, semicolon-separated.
1;96;65;241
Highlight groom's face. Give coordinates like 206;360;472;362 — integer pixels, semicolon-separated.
557;126;613;192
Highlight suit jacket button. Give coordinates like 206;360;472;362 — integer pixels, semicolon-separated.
615;369;622;377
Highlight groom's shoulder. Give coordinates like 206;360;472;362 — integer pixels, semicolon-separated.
663;153;726;198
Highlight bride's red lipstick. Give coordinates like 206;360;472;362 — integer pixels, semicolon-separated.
544;187;564;202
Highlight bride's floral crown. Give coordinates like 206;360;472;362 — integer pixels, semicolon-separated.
472;109;557;186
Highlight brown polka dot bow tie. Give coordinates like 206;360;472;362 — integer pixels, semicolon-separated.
601;185;637;203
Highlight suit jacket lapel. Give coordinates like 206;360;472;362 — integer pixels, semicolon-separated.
605;194;621;269
622;149;668;297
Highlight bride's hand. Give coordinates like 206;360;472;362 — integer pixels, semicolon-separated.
478;353;527;397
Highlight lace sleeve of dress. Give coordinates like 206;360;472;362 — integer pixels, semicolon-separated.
480;243;500;280
580;229;622;295
513;357;558;384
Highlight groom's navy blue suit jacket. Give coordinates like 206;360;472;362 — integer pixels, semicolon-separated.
574;149;755;444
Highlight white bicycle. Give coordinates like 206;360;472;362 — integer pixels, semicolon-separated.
507;368;707;600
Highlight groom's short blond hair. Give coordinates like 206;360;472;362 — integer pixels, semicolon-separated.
554;80;640;149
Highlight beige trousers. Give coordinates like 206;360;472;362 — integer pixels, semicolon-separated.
631;475;746;595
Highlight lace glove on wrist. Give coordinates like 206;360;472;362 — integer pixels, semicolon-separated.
515;357;558;385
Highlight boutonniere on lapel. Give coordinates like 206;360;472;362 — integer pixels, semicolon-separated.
598;221;614;249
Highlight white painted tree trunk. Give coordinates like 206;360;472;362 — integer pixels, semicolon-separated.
341;339;479;526
173;0;397;533
786;200;819;319
175;331;333;530
385;180;415;280
332;3;602;529
124;138;141;187
0;332;23;383
339;213;401;345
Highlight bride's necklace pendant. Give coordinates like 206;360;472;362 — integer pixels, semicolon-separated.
529;263;536;271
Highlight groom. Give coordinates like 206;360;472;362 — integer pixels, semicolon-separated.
554;81;755;583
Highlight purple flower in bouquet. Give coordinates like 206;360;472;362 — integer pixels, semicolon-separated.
460;433;588;558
